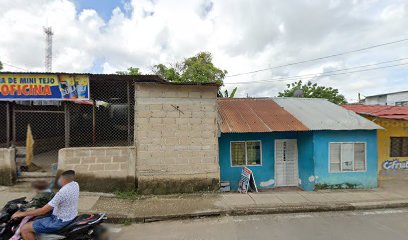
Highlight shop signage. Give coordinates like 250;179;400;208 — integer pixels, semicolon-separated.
383;159;408;170
238;167;258;193
0;74;90;100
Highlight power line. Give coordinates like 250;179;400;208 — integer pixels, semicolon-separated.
226;58;408;84
225;62;408;84
227;38;408;77
1;62;29;71
228;62;408;84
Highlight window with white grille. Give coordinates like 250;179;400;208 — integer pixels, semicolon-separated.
329;142;366;172
231;141;262;166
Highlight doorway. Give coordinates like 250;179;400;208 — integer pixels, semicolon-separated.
275;139;299;187
13;104;66;174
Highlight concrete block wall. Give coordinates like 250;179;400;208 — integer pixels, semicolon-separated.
0;148;16;186
134;83;220;194
58;147;136;192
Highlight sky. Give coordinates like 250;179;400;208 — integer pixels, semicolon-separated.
0;0;407;102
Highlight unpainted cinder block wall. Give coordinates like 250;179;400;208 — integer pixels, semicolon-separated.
134;83;220;194
58;147;136;192
0;148;16;186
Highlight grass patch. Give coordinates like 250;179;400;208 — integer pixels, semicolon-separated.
315;183;359;190
122;219;133;226
114;190;140;200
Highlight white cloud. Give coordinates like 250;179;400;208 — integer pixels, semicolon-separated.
101;62;116;74
0;0;407;102
381;3;407;20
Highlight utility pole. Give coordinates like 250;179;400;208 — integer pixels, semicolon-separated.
44;26;53;72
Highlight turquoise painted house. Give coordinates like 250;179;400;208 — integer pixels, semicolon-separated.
218;98;382;191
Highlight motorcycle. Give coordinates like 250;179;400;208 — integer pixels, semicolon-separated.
0;197;26;240
0;198;109;240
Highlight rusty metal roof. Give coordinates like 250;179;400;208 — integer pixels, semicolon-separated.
343;104;408;121
218;98;309;133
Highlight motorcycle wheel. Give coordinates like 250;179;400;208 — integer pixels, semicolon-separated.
0;233;13;240
0;230;13;240
92;225;109;240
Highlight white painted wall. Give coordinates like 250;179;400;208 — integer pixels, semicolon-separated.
364;91;408;105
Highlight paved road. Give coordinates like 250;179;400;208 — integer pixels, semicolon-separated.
108;209;408;240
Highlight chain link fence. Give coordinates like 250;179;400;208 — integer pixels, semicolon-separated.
0;103;7;148
69;80;134;147
13;105;65;150
0;79;135;173
12;105;65;171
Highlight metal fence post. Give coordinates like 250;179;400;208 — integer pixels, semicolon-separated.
12;103;16;145
92;99;96;146
6;102;10;147
127;81;131;146
64;103;70;148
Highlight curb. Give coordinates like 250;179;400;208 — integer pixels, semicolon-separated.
102;201;408;224
104;211;227;224
228;203;354;216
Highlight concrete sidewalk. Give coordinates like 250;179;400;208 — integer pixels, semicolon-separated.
2;180;408;223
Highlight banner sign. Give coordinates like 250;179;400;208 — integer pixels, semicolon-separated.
0;74;90;101
238;167;258;193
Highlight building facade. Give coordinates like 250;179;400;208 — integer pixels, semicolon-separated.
133;83;219;194
0;73;220;193
363;90;408;106
218;98;381;191
343;105;408;181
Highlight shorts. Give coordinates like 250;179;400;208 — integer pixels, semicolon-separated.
32;215;72;234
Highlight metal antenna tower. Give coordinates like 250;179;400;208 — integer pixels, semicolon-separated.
43;26;53;72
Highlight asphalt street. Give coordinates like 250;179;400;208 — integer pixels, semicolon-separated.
108;209;408;240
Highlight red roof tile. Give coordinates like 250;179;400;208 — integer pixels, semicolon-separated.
343;104;408;121
218;98;309;133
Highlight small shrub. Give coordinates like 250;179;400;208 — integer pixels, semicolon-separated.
122;219;133;226
114;190;139;200
315;183;359;190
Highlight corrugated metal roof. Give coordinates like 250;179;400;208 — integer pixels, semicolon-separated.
90;74;167;82
218;98;309;133
365;90;408;97
0;72;220;86
273;98;382;130
0;71;166;82
137;81;220;86
343;104;408;121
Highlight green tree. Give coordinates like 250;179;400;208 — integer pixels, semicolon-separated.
116;67;141;75
0;61;3;70
153;63;182;82
218;87;238;98
278;80;347;105
153;52;227;85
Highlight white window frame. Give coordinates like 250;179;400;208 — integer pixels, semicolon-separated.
230;140;262;167
328;142;367;173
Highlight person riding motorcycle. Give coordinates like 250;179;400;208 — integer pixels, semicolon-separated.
5;180;53;215
21;181;54;210
12;170;79;240
8;180;54;240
